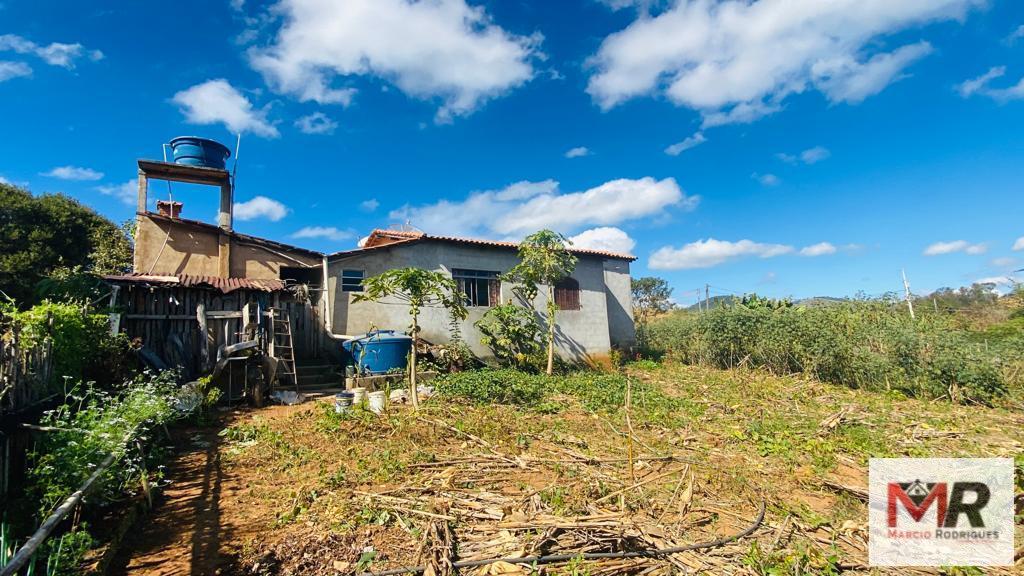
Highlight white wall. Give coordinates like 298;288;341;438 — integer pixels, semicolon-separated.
327;241;632;361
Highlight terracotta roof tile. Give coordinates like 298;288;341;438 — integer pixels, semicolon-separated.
335;229;636;261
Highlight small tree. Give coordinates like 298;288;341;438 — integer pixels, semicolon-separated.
475;301;544;371
503;230;577;375
631;277;674;327
354;268;467;409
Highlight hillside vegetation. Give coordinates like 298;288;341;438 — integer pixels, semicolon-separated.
643;293;1023;405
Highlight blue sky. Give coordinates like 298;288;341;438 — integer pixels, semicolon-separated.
1;0;1022;302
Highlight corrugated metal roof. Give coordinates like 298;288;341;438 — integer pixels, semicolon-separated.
334;229;637;261
104;273;287;294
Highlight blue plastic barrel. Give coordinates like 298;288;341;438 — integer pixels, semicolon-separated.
168;137;231;170
342;330;413;375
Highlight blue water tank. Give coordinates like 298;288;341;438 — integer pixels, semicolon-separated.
342;330;413;375
169;137;231;170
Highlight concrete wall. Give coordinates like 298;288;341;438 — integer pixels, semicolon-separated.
327;240;632;361
133;214;320;279
603;259;636;348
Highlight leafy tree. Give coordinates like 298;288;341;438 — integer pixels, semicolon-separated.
354;268;468;409
631;276;673;323
0;183;132;305
475;301;544;371
503;230;577;375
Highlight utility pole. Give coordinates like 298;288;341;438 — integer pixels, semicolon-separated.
705;284;710;311
901;269;916;321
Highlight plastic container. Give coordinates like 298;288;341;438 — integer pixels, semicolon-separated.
169;136;231;170
342;330;413;375
368;391;387;414
351;387;368;406
334;391;354;414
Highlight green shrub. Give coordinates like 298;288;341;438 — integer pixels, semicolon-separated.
644;300;1014;404
433;368;688;423
433;369;547;406
29;370;184;514
475;303;545;371
2;299;132;387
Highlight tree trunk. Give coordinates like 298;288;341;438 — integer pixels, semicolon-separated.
410;314;420;410
546;285;555;376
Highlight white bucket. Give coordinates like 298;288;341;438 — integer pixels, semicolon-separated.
334;392;354;414
367;391;386;414
352;387;368;406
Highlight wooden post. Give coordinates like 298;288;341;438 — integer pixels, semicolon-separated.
197;302;208;371
901;269;916;321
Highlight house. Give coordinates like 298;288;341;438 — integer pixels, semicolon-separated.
326;229;636;361
108;156;636;380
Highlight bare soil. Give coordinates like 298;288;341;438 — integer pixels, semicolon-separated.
109;364;1023;575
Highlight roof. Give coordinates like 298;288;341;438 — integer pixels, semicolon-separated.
104;273;287;294
330;229;637;261
143;212;323;259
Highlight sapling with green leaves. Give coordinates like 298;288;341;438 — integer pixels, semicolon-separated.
503;230;577;375
353;268;468;409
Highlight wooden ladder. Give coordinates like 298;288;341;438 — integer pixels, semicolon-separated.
272;308;298;391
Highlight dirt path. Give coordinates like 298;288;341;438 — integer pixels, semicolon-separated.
109;426;231;576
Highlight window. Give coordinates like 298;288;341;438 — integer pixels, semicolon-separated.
452;269;500;307
341;269;364;292
554;278;581;310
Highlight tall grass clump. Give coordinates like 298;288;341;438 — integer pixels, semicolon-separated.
644;299;1017;404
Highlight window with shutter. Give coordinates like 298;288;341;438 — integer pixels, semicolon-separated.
554;278;581;310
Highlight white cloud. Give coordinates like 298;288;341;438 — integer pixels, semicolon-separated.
752;173;779;186
800;146;831;164
291;226;353;241
1006;25;1024;44
923;240;987;256
777;146;831;165
956;66;1005;97
664;132;706;156
248;0;540;121
565;146;591;158
812;42;932;104
390;177;692;239
0;175;10;185
569;227;636;254
800;242;837;257
172;79;279;138
0;34;102;69
991;257;1016;267
956;66;1024;102
586;1;977;125
0;60;31;82
43;166;104;181
973;276;1017;294
1013;237;1024;251
650;238;794;270
234;196;289;221
984;77;1024;102
359;198;379;212
294;111;337;135
96;179;136;205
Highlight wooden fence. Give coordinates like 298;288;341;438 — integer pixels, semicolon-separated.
1;328;53;501
0;328;54;415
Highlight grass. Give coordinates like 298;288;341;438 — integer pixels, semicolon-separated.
157;361;1021;575
643;299;1023;404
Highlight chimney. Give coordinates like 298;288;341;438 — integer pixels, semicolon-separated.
156;200;183;218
